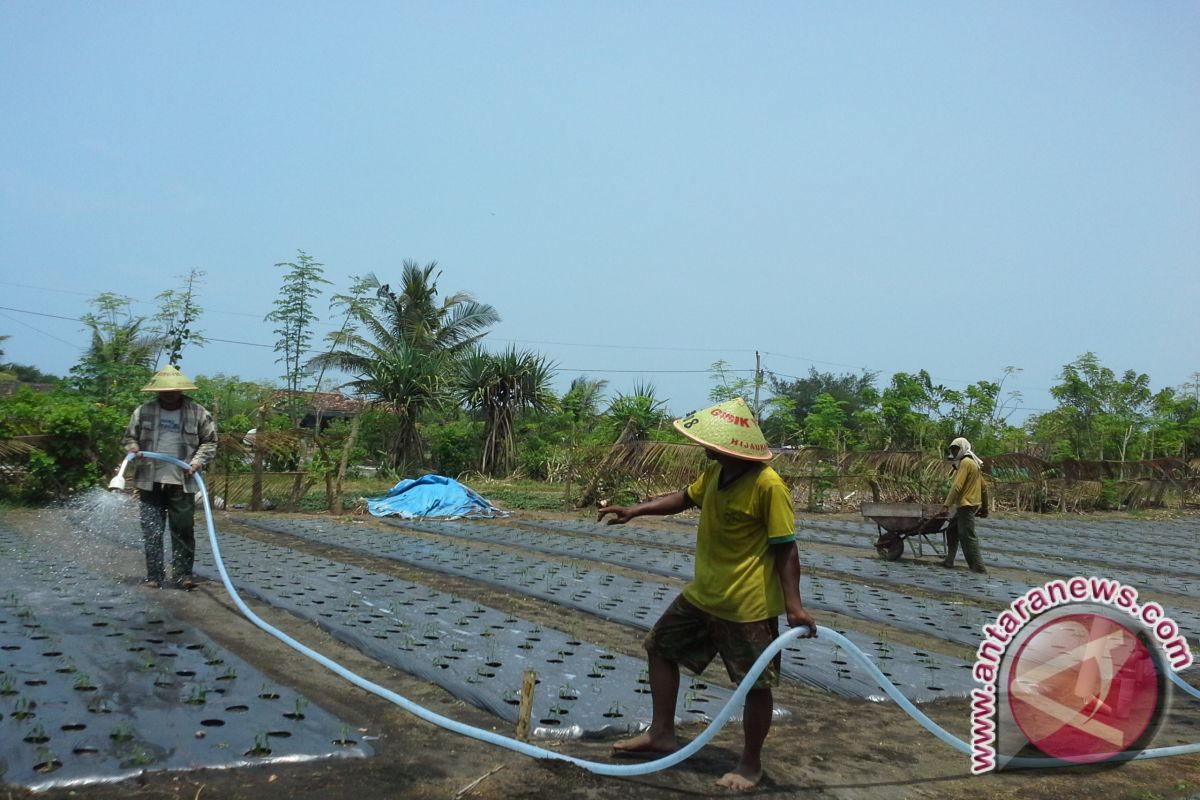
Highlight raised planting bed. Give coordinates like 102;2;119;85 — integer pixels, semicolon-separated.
233;517;976;702
0;521;370;792
181;529;747;737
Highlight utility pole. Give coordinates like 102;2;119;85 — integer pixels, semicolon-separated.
753;351;762;416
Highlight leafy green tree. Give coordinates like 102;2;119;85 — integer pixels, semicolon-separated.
765;368;879;448
1144;385;1200;459
877;371;944;451
456;346;557;475
804;392;847;453
0;335;14;382
1041;352;1154;461
153;269;207;366
266;251;330;426
707;359;764;410
0;385;129;500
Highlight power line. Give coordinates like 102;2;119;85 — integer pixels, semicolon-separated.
0;310;80;349
0;302;1086;405
0;280;261;318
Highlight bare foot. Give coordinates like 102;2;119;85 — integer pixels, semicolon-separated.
611;731;678;757
716;765;763;792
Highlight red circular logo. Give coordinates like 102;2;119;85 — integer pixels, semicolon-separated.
1007;612;1162;763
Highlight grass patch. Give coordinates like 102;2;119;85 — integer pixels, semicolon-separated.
464;478;569;511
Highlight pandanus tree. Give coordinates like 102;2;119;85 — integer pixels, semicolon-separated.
457;346;557;476
309;264;500;468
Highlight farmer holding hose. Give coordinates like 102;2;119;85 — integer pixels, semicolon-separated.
597;397;816;792
121;366;218;590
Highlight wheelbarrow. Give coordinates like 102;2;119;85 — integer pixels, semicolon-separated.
860;502;949;561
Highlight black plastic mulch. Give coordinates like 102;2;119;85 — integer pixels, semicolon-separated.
414;518;992;647
232;516;976;703
189;528;746;740
0;522;370;792
539;518;1200;642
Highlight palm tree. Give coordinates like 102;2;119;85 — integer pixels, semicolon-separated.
310;266;500;468
457;346;557;476
72;294;163;404
374;262;500;355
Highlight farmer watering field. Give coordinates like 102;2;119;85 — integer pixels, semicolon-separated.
119;365;218;590
598;398;818;791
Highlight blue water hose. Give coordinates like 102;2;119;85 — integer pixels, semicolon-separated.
125;452;1200;774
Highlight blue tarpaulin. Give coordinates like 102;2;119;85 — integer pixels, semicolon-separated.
366;474;508;519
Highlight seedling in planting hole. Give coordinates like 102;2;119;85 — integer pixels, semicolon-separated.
126;746;154;766
603;702;623;718
33;746;62;774
217;666;238;681
23;722;50;743
87;695;112;714
110;722;137;741
333;724;355;746
501;688;520;706
451;641;468;653
12;696;35;720
549;702;569;716
284;697;308;720
16;605;34;619
259;684;280;700
518;641;533;650
432;656;449;669
0;674;15;695
245;732;272;757
73;672;95;690
558;684;579;701
184;684;208;705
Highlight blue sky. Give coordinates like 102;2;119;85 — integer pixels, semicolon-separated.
2;2;1197;419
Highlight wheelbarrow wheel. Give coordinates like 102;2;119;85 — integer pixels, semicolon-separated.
875;535;904;561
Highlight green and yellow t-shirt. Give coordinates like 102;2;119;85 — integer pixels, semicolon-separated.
682;462;795;622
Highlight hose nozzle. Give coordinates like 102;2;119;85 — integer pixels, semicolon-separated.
107;455;132;491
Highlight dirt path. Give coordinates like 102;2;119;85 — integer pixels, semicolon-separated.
4;508;1199;800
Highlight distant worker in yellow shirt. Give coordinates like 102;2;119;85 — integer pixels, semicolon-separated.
940;436;988;574
597;397;817;792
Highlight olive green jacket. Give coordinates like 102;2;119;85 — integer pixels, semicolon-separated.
121;397;218;492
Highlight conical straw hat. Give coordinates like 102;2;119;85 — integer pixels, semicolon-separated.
141;365;198;393
673;398;772;461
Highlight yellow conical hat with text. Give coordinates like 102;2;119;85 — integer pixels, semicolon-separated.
673;397;772;461
141;365;198;393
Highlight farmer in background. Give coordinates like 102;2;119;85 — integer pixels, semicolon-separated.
940;436;987;574
597;397;816;792
122;366;218;590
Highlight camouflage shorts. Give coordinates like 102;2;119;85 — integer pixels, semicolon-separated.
643;595;781;689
